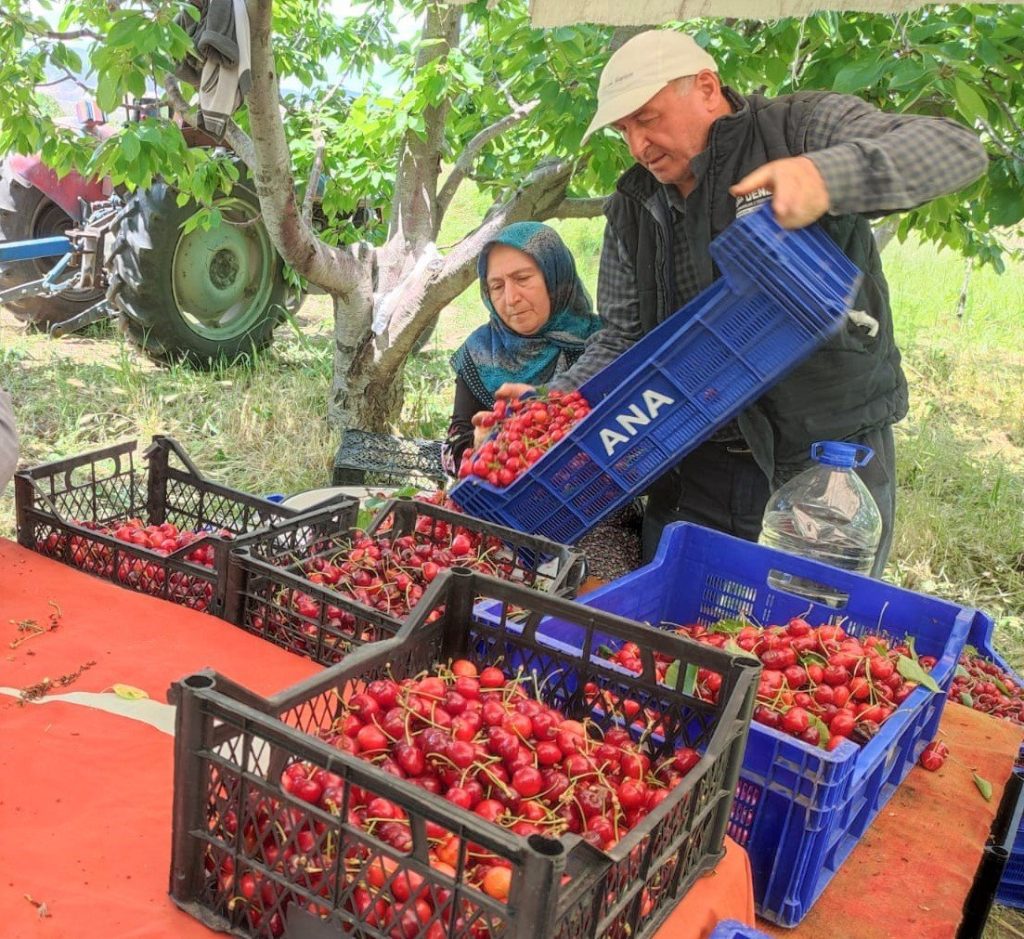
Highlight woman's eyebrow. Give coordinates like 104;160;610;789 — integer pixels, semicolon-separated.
506;267;538;279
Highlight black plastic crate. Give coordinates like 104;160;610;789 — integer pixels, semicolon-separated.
332;429;444;489
224;497;586;666
169;570;759;939
14;436;358;619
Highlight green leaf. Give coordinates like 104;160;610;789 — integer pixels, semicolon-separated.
832;55;888;94
95;72;121;114
711;617;748;636
120;133;140;161
663;660;679;688
682;663;698;696
597;644;615;658
973;772;993;802
991;674;1013;696
952;78;988;124
809;712;831;747
108;15;144;48
955;664;970;680
897;654;941;693
959;692;974;707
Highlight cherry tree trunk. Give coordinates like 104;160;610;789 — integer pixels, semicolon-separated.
327;256;407;434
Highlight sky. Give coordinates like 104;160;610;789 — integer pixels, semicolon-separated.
35;0;414;110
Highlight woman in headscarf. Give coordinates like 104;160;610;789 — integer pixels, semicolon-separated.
442;222;601;475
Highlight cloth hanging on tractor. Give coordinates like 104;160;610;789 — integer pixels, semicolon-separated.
178;0;252;139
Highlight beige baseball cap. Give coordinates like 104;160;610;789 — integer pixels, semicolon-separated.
583;30;718;143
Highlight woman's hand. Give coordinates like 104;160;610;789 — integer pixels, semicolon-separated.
471;412;493;449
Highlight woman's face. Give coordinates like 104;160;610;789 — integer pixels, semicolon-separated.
485;244;551;336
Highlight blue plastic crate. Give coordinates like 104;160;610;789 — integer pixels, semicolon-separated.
709;921;774;939
966;617;1024;909
565;522;978;926
450;206;860;545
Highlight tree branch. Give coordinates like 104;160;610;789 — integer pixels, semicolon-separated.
382;4;461;277
978;80;1019;141
609;27;645;51
37;68;93;95
302;124;325;227
551;195;607;219
41;28;103;40
164;76;255;164
977;118;1021;162
436;98;539;220
872;218;898;253
246;0;361;293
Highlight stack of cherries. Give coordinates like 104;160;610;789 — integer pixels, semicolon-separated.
39;517;228;611
458;389;591;487
601;616;939;751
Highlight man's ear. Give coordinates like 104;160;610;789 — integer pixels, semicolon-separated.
694;69;722;104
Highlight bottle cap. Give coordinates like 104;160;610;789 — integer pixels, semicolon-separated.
810;441;874;468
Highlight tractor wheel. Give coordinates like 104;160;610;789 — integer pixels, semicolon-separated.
0;161;104;326
106;177;287;366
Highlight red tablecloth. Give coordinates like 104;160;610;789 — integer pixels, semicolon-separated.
0;540;754;938
0;539;322;938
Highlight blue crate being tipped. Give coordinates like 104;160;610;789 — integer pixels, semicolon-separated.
451;205;861;544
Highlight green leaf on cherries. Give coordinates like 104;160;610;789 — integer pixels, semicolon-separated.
663;660;698;696
955;664;971;680
710;617;747;636
973;772;993;802
959;692;974;707
991;674;1014;696
597;644;616;658
897;654;941;693
808;713;831;747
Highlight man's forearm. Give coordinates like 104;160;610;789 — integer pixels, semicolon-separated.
551;225;647;392
804;95;988;217
549;327;639;391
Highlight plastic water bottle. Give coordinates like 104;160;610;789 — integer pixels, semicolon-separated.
758;441;882;605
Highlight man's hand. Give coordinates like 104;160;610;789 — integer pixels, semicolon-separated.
469;383;534;449
730;156;830;229
494;382;535;400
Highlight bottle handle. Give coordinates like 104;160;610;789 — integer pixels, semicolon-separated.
810;441;875;468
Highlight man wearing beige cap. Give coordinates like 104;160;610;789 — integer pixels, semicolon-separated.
506;29;987;568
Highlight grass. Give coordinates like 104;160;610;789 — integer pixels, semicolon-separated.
0;195;1023;932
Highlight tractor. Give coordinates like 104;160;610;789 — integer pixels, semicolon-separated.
0;99;291;365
